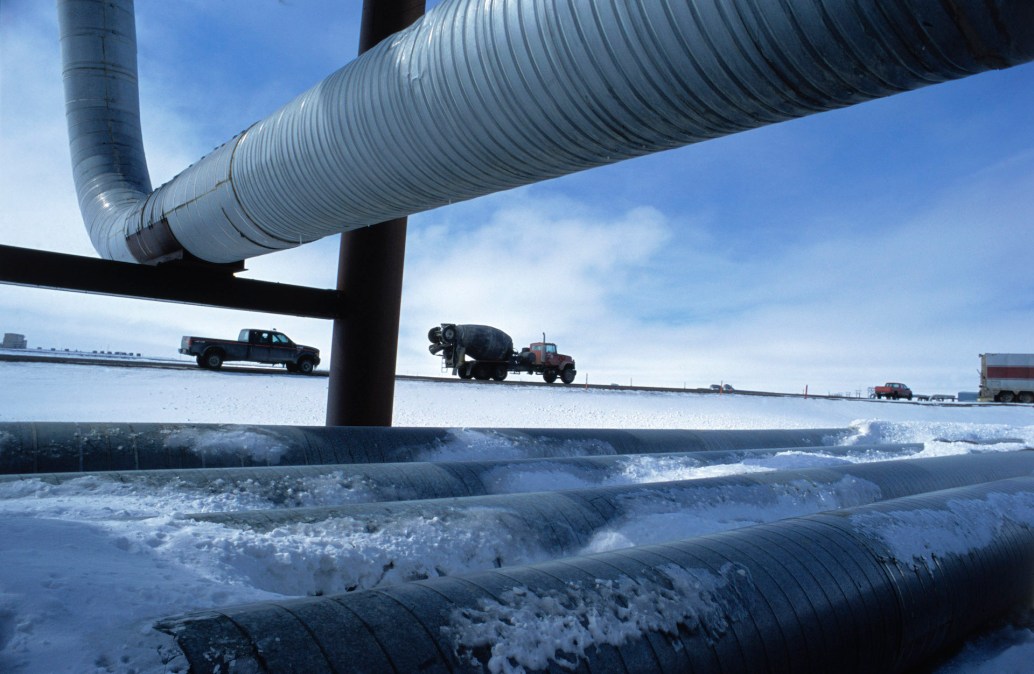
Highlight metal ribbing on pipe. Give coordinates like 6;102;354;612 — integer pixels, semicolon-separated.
157;475;1034;673
58;0;151;262
0;422;849;474
59;0;1034;263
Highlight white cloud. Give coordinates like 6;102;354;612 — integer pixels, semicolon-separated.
0;3;91;255
396;147;1033;394
398;192;670;374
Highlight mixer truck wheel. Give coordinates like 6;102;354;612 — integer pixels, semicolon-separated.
492;365;508;381
473;363;490;380
543;368;558;383
458;363;473;379
560;367;576;384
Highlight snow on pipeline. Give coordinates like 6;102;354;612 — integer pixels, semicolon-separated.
0;361;1032;673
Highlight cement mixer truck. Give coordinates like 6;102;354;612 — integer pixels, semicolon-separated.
428;324;577;384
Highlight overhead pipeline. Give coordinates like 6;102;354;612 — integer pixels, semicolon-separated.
58;0;1034;263
157;475;1034;673
58;0;152;262
0;422;848;474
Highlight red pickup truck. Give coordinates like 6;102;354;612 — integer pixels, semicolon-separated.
873;382;912;400
180;329;320;374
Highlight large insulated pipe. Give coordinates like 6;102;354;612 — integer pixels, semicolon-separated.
58;0;154;262
59;0;1034;264
0;443;923;504
0;422;849;473
157;475;1034;673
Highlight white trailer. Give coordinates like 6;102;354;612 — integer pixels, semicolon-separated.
979;353;1034;403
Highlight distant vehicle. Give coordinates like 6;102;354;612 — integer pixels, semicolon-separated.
179;329;320;374
979;353;1034;403
916;394;957;402
709;384;734;392
710;384;721;391
428;324;577;384
873;382;912;400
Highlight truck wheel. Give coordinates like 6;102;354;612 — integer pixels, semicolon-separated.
296;358;315;374
203;351;223;369
492;365;508;381
1018;392;1034;404
998;391;1016;403
543;368;558;384
560;367;576;384
473;363;490;380
458;362;474;379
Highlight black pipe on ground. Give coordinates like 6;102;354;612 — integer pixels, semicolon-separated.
157;475;1034;673
182;452;1034;550
0;423;851;474
0;442;922;504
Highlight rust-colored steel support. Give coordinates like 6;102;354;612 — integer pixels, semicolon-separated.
326;0;426;427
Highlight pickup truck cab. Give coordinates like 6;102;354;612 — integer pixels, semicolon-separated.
180;329;321;374
874;382;912;400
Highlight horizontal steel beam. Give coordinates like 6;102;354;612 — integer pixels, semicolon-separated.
0;244;343;319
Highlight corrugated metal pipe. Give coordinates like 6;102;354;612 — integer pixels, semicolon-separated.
59;0;1034;264
58;0;152;262
157;475;1034;673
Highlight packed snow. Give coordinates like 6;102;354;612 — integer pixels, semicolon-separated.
446;563;748;673
0;361;1032;673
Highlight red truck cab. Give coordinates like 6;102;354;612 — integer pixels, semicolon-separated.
874;382;912;400
524;342;577;383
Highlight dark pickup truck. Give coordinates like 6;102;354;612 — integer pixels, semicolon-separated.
180;329;321;374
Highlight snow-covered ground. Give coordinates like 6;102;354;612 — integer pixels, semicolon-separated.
0;361;1032;673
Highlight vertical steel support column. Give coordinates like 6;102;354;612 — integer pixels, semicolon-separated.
326;0;426;427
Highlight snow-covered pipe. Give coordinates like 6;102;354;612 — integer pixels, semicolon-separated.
184;452;1034;549
59;0;1034;263
0;422;848;474
0;443;923;502
157;475;1034;673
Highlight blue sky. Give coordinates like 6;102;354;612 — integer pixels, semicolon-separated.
1;1;1032;395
